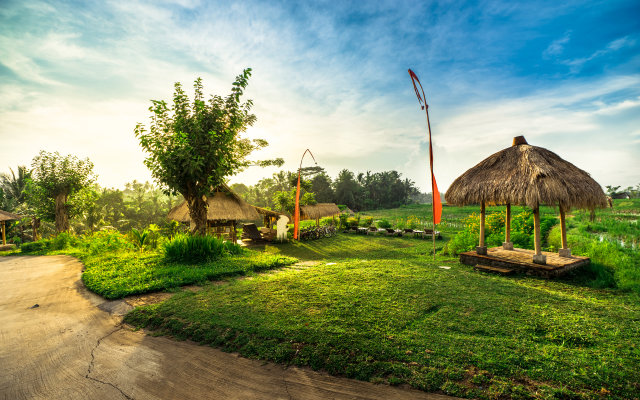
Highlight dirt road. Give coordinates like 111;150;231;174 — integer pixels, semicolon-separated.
0;256;457;400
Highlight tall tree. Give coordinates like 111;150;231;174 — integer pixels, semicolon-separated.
27;151;97;233
334;169;361;210
135;69;282;234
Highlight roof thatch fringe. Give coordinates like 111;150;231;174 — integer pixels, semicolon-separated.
0;210;22;222
168;184;260;222
445;139;607;210
300;203;341;220
254;206;290;220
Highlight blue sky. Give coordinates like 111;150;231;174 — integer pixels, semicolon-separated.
1;0;638;192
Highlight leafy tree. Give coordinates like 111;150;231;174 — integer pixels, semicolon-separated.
27;151;97;233
135;69;282;234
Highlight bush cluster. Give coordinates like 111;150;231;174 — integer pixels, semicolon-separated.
163;234;243;264
443;210;558;255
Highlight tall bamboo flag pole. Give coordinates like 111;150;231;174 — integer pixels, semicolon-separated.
408;69;443;260
294;149;317;240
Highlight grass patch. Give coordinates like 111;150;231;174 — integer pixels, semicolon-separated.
125;235;640;399
80;250;297;299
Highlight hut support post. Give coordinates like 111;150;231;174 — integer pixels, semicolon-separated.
1;221;5;245
476;201;487;255
503;203;513;250
532;206;546;264
558;206;571;257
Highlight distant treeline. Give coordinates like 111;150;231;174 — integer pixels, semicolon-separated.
231;167;432;212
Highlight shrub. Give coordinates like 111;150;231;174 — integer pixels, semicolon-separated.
338;213;349;229
130;228;150;252
164;234;243;264
442;230;477;256
51;232;77;250
21;239;51;253
363;217;373;227
377;219;392;229
82;229;134;254
347;217;359;228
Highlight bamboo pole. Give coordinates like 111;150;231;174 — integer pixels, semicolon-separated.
559;206;568;249
1;221;5;245
479;201;485;247
476;201;486;254
532;206;546;264
558;205;572;257
533;207;541;255
505;203;511;243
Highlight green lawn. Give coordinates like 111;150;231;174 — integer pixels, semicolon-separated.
125;234;640;400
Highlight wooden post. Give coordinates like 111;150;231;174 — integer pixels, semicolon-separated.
503;203;513;250
316;217;320;227
476;201;487;254
532;206;546;264
558;205;571;257
1;221;5;245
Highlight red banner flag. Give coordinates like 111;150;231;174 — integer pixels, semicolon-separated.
408;69;442;227
294;173;301;240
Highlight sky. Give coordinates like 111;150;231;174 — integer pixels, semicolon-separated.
1;0;639;193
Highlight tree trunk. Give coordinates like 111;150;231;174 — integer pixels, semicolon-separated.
187;195;208;235
55;192;70;233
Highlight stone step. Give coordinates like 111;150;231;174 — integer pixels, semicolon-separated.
474;264;515;275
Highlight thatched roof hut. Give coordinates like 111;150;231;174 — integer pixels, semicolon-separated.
445;137;607;210
168;185;260;222
0;210;22;245
445;136;607;264
253;206;289;228
300;203;341;220
0;210;22;222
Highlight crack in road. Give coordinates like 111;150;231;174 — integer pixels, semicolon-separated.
85;325;134;400
282;368;293;400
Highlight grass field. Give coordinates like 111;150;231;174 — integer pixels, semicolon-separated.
126;231;640;399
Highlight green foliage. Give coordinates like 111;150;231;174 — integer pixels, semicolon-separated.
347;217;359;228
377;219;391;229
363;216;373;227
443;209;558;255
26;151;97;232
0;165;30;212
338;213;349;229
20;239;51;253
130;228;150;252
135;70;282;233
163;234;243;264
81;230;134;254
81;251;297;300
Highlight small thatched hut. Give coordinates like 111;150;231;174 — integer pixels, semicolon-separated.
0;210;22;246
253;206;289;228
168;184;260;241
445;136;607;264
300;203;341;225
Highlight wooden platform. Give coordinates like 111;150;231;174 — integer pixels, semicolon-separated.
460;247;589;278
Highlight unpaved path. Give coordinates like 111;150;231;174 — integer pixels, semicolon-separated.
0;256;458;400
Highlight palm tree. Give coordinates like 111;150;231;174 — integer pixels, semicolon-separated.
0;166;30;211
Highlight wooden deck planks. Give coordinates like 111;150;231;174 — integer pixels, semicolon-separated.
460;247;590;277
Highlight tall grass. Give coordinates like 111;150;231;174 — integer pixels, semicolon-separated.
163;234;243;264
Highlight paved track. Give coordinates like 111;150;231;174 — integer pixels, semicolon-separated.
0;256;457;400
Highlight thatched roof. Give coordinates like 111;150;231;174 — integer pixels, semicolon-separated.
0;210;22;222
445;136;607;210
254;206;290;220
168;185;260;222
300;203;341;220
